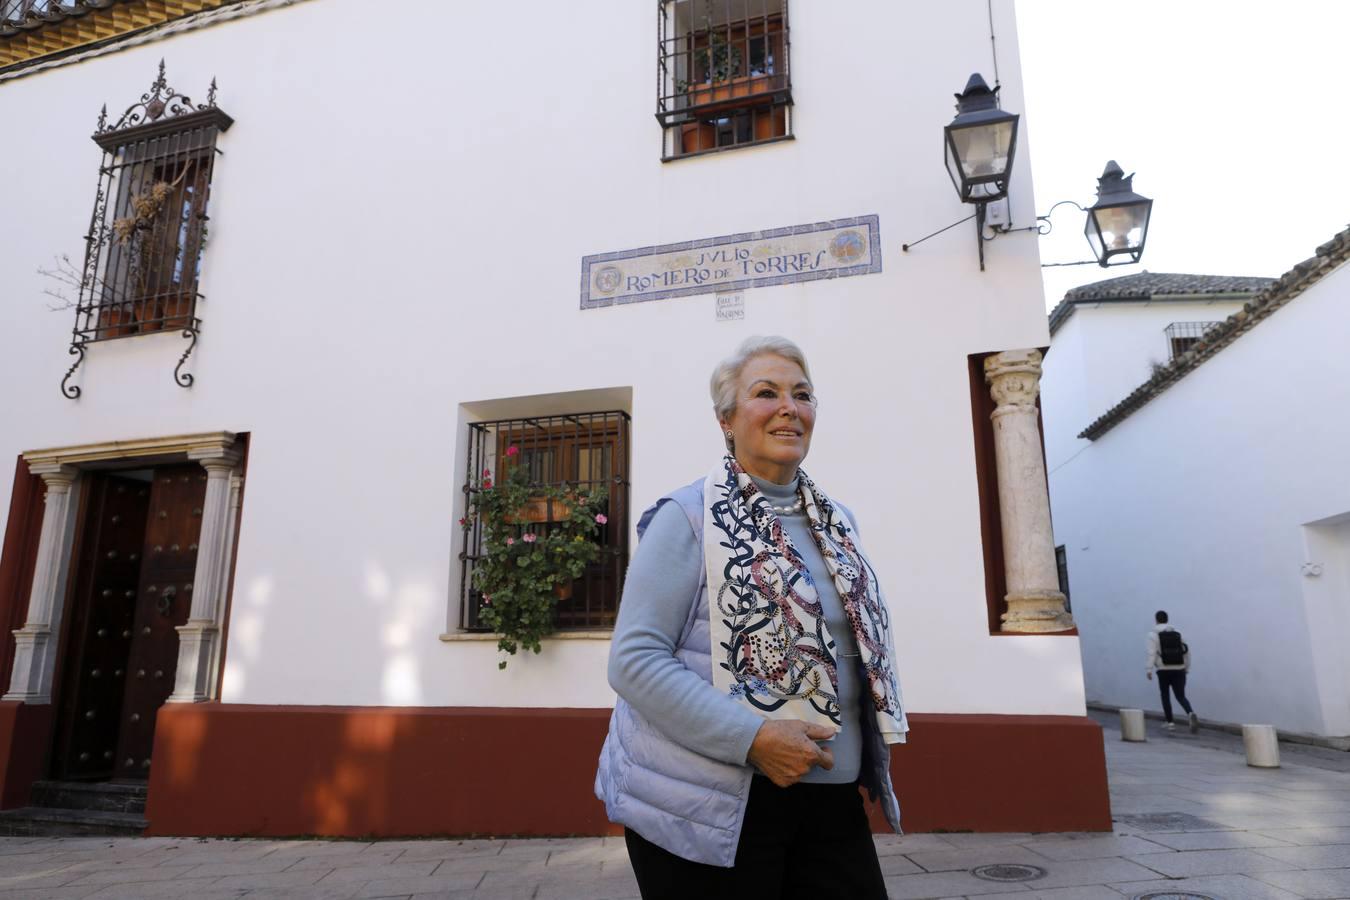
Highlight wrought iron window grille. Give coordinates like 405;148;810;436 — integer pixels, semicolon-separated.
459;411;631;633
657;0;792;160
60;59;232;400
1164;321;1221;361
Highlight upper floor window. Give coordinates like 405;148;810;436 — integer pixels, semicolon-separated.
657;0;792;160
60;61;231;399
1164;321;1221;361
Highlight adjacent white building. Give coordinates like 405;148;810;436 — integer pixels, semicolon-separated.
0;0;1109;837
1043;233;1350;748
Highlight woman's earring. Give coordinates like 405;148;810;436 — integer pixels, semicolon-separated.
724;431;735;451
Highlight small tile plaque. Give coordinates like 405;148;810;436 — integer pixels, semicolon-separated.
715;292;745;321
581;215;881;309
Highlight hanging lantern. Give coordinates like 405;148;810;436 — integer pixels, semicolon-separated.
1084;161;1152;266
944;73;1019;205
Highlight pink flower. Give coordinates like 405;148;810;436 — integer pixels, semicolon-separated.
483;479;493;489
483;468;492;477
506;445;519;457
522;533;537;543
482;597;491;606
458;517;466;526
506;537;515;546
595;513;608;524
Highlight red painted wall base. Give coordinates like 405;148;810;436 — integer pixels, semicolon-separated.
146;706;1110;838
0;701;55;810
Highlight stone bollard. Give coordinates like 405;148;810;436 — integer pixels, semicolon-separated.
1243;724;1280;767
1120;708;1147;742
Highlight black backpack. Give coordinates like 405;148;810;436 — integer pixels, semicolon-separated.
1158;630;1187;666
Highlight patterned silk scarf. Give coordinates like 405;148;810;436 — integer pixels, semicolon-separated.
703;455;908;744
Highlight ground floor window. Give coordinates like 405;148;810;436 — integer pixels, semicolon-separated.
458;411;631;631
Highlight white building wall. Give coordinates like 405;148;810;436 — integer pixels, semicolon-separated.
0;0;1087;714
1047;262;1350;737
1042;299;1245;472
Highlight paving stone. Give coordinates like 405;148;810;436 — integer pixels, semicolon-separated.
1109;873;1303;900
882;870;1032;898
428;853;550;875
350;871;484;898
1020;887;1123;900
1253;842;1350;868
1142;830;1297;851
0;867;107;890
313;860;439;883
477;861;604;890
905;844;1055;873
84;887;246;900
286;848;408;870
178;855;306;877
0;857;81;877
65;863;215;886
1123;848;1299;877
1;886;104;900
533;870;642;900
544;841;629;867
209;869;332;890
920;833;1038;849
267;842;376;857
878;853;923;876
233;886;363;899
1252;826;1350;845
377;839;505;860
1022;835;1172;861
872;833;959;854
1027;857;1168;889
1250;866;1350;898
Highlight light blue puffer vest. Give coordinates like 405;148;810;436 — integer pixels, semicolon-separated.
594;478;901;868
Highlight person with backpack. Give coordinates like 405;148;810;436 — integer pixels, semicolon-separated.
1147;610;1198;733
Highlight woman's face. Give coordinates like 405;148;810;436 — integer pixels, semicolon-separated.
719;354;816;484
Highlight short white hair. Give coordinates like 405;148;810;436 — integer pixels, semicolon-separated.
709;335;813;421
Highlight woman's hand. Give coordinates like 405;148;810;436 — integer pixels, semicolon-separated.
746;720;835;787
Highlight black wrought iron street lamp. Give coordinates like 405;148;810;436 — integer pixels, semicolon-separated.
903;74;1154;272
1083;160;1152;266
944;73;1019;205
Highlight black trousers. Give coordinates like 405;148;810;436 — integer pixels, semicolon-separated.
624;775;887;900
1157;670;1194;722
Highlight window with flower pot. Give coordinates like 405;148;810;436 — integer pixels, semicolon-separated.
458;411;631;632
657;0;792;160
72;63;231;344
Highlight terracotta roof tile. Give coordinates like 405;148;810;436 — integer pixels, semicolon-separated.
1048;272;1274;335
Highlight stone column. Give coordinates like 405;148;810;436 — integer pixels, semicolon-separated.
984;349;1074;633
3;464;81;703
168;447;241;703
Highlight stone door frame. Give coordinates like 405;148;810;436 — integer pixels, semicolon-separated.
3;431;244;707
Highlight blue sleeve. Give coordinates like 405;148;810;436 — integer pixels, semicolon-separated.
607;500;765;766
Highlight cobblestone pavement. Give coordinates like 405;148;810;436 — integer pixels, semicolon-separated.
2;712;1348;899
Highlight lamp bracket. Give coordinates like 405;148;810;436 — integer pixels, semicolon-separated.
900;198;1096;272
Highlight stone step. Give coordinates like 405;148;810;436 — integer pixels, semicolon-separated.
30;780;147;815
0;806;147;837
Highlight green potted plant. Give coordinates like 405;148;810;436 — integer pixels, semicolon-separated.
461;445;609;668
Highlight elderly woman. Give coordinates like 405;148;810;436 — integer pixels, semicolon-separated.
595;335;908;898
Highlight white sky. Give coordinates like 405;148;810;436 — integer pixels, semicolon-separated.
1014;1;1350;310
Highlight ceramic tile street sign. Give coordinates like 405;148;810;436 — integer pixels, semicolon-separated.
581;215;881;309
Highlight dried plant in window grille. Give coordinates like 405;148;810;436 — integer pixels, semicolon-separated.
60;60;232;400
